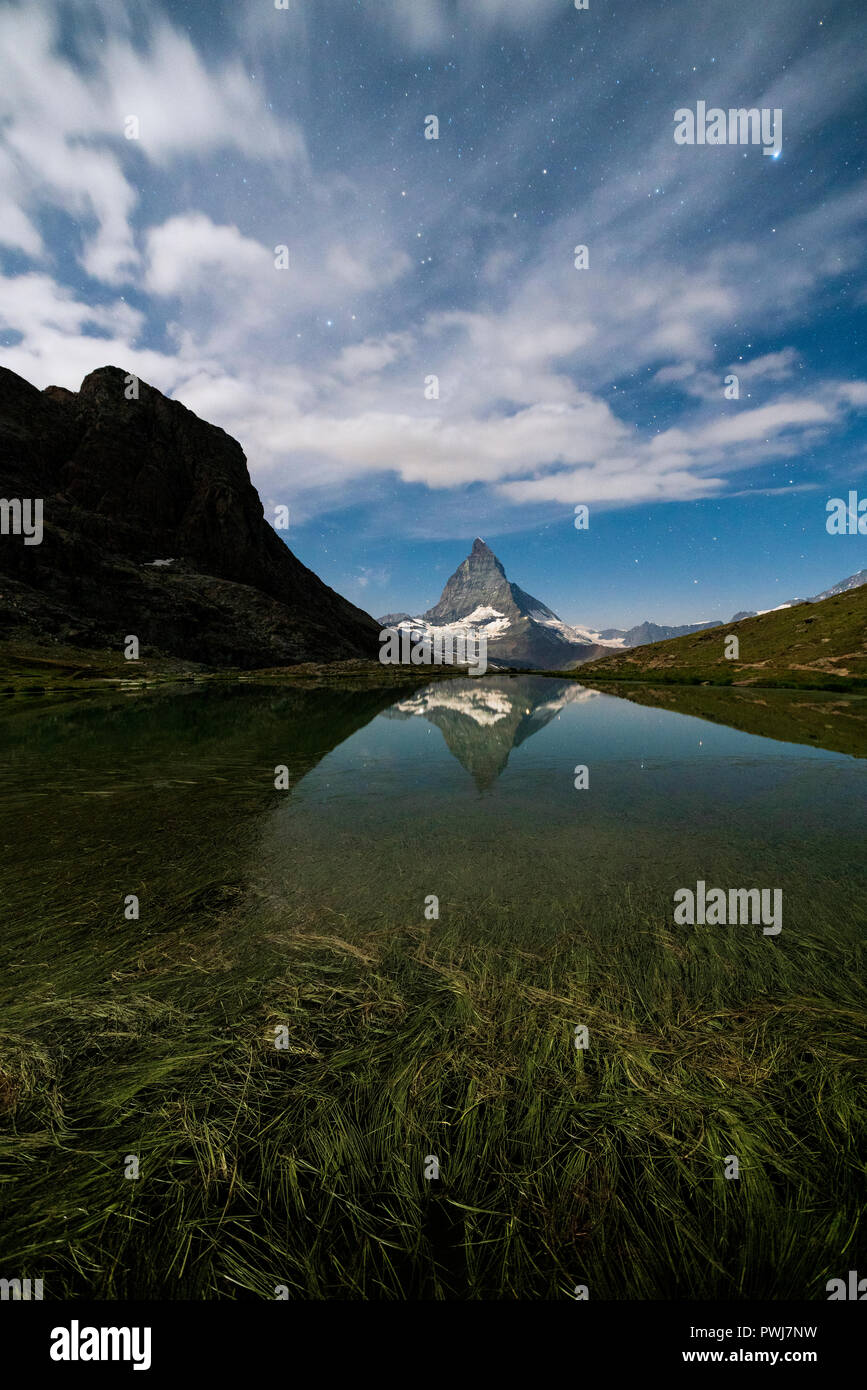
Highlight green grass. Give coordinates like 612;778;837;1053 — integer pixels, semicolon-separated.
1;679;863;1301
577;585;867;690
1;883;863;1300
0;639;482;698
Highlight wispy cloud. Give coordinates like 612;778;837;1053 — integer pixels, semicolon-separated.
0;0;865;548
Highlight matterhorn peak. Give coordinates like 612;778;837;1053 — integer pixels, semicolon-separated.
384;536;607;669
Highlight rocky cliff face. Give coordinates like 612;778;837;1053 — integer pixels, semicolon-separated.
424;538;516;624
0;365;380;667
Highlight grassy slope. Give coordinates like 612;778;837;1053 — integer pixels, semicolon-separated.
576;584;867;690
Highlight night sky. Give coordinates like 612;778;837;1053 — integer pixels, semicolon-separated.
1;0;865;627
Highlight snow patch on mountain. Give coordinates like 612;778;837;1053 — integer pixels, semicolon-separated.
394;679;600;729
394;687;515;726
530;688;600;718
387;606;513;643
569;623;627;648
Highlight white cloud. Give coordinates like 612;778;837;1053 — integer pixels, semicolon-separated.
283;397;628;489
145;216;271;296
1;0;865;539
692;399;834;449
499;466;723;507
0;267;193;394
0;272;141;340
373;0;570;51
736;349;800;382
335;334;413;381
98;27;298;164
325;243;413;294
0;4;303;284
0;148;42;256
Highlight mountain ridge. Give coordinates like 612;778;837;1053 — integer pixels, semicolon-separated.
588;568;867;646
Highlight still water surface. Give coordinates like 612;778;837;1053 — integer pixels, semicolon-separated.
1;676;864;949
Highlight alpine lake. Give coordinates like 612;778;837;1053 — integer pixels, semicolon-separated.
0;674;864;1299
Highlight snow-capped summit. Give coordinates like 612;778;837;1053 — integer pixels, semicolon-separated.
380;539;608;670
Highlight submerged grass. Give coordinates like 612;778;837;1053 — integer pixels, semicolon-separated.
1;680;863;1300
1;879;863;1300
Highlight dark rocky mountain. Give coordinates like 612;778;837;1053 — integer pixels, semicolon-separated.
381;538;607;669
0;364;380;667
423;538;515;624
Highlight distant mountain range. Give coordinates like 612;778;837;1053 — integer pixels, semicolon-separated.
596;618;723;647
591;571;867;645
813;569;867;601
0;365;380;667
578;580;867;690
380;537;608;669
729;569;867;620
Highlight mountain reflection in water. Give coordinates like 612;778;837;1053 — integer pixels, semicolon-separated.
383;676;599;789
